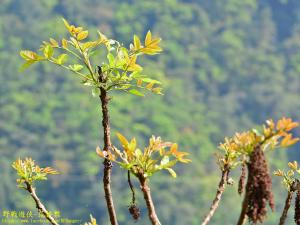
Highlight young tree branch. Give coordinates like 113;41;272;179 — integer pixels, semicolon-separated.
25;181;59;225
279;191;294;225
201;168;229;225
138;175;161;225
99;68;118;225
128;171;136;204
236;192;248;225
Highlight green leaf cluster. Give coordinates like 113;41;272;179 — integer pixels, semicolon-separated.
216;117;299;171
19;19;163;97
274;161;300;191
11;158;59;189
96;133;191;178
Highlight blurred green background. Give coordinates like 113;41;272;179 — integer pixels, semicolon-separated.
1;0;300;224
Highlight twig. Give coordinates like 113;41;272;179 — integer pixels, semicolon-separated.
279;191;294;225
25;181;59;225
201;168;229;225
138;175;161;225
128;171;136;204
128;171;140;221
99;68;118;225
236;192;248;225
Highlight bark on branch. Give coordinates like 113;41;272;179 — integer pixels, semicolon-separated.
25;181;59;225
279;191;293;225
99;73;118;225
236;191;249;225
138;175;161;225
201;169;229;225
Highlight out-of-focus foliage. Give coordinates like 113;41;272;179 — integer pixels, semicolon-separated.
2;0;300;225
96;133;191;178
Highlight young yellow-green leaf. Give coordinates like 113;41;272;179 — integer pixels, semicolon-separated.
107;53;115;66
137;79;143;87
19;60;36;72
145;30;152;46
127;56;143;72
62;18;71;30
129;89;144;96
20;50;39;61
92;87;100;97
141;78;161;84
273;169;284;177
96;146;106;158
82;41;98;51
62;38;68;49
152;87;163;95
69;64;84;72
166;168;177;178
97;31;109;45
146;82;154;90
288;161;298;170
77;30;89;41
57;54;68;65
141;31;162;55
134;35;141;50
43;45;53;58
70;37;80;49
116;132;129;147
49;38;59;47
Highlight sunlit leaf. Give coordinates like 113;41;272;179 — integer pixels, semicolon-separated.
20;50;40;61
19;60;36;72
166;168;177;178
62;38;68;49
82;41;98;51
146;82;154;90
288;161;298;170
57;54;68;65
145;31;152;46
134;35;141;50
152;87;163;95
116;132;129;148
141;78;161;84
96;146;105;158
69;64;84;72
281;134;299;147
77;30;89;41
62;18;71;32
107;53;115;66
49;38;59;47
92;87;100;97
43;45;53;58
129;89;144;96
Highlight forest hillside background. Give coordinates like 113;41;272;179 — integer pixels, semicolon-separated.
1;0;300;224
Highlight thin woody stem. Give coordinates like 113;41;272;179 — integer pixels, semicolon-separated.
237;191;249;225
279;191;294;225
201;168;229;225
99;68;118;225
128;171;136;204
138;176;161;225
25;181;59;225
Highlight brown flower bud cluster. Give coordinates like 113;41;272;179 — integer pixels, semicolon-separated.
246;145;274;223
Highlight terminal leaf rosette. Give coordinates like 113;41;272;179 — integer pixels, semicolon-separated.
12;157;59;189
96;133;191;178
